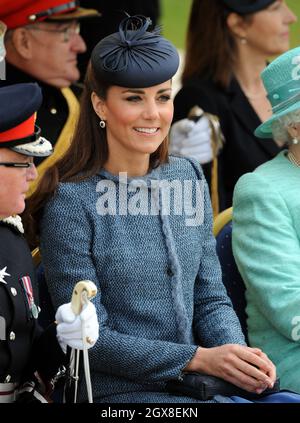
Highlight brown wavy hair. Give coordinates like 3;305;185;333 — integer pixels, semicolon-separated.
182;0;252;88
24;64;169;247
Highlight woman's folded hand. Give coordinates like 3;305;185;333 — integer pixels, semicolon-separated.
184;344;276;394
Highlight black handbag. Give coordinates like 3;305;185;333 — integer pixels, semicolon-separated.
166;372;280;401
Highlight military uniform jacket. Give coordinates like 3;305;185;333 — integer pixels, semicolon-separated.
0;218;64;384
173;76;281;211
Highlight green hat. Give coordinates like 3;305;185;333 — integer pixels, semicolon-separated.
255;46;300;138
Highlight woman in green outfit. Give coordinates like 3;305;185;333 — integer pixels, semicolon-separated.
232;46;300;393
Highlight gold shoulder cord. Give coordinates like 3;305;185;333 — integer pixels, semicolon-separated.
188;106;224;217
27;87;80;197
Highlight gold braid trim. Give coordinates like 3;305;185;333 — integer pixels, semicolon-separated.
207;113;224;217
187;106;224;217
27;87;80;198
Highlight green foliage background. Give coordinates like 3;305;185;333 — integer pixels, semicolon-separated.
160;0;300;50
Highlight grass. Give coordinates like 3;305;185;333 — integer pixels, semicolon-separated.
287;0;300;49
159;0;193;49
160;0;300;50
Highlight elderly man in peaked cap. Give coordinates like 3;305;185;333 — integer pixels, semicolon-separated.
0;83;99;402
0;1;100;196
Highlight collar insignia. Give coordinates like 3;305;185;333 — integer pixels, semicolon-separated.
0;266;10;284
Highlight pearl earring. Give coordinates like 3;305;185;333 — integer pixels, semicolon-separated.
292;138;299;145
99;119;106;129
240;37;247;45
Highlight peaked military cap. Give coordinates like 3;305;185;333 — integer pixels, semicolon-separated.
91;15;179;88
0;83;52;157
222;0;276;15
0;0;100;30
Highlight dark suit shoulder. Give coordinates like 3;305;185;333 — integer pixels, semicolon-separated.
173;77;228;123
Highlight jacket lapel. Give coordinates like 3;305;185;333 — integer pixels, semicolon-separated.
228;78;280;157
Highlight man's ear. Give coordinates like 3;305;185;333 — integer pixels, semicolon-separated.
91;92;107;120
226;12;248;40
10;27;33;60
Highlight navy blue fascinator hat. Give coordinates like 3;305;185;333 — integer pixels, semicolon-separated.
222;0;275;15
91;15;179;88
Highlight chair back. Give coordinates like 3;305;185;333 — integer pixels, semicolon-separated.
213;208;248;341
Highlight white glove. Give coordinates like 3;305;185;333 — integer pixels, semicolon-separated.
169;117;213;164
55;302;99;354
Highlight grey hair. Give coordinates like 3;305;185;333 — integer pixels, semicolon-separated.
271;109;300;145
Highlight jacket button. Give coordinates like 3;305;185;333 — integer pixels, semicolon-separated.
10;288;17;296
166;267;174;277
5;375;11;383
9;331;15;341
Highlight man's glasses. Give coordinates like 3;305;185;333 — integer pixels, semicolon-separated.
27;22;80;43
0;162;35;168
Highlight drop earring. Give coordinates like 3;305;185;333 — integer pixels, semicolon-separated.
99;119;106;129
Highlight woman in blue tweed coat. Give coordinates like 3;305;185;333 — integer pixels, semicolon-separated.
27;15;276;403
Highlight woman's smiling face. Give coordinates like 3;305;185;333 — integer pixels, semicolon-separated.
92;81;174;160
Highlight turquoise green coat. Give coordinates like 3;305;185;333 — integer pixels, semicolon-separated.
232;151;300;393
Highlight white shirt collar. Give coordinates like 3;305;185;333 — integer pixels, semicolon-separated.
0;215;24;234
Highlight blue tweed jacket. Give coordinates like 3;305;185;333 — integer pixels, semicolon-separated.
40;156;245;403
